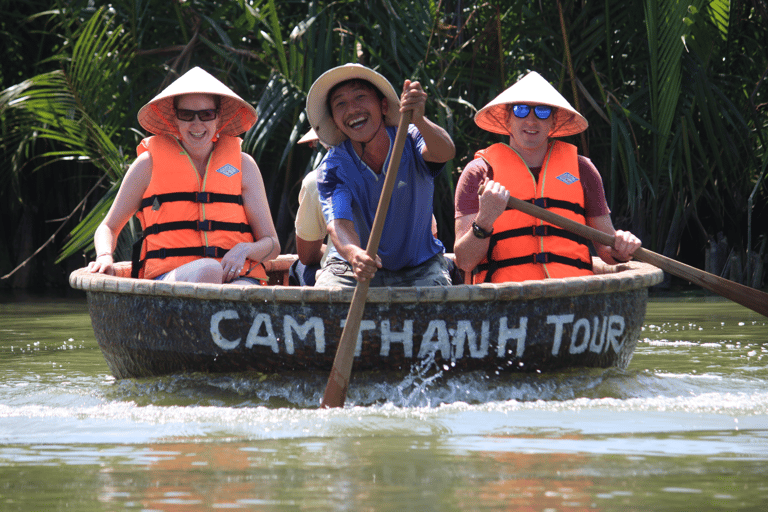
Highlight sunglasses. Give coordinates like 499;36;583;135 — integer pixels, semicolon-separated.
512;104;553;120
175;108;219;122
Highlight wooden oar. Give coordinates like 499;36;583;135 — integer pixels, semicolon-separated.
321;110;414;408
489;191;768;317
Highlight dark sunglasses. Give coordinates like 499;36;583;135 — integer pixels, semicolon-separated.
512;104;553;120
175;108;218;122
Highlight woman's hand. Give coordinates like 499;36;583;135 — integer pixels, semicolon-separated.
87;254;116;276
221;243;251;282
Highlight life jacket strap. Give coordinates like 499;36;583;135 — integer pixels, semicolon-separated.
479;252;593;283
131;245;233;278
140;192;244;210
491;225;590;247
142;220;251;236
144;246;229;260
527;197;585;216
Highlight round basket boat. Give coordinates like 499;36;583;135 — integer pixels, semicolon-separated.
70;255;663;379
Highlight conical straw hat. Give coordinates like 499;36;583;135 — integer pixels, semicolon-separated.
298;128;319;145
306;63;401;147
137;67;257;137
474;71;587;138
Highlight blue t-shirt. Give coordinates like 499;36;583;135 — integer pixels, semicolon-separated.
317;125;445;271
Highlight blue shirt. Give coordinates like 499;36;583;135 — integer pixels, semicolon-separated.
317;125;445;271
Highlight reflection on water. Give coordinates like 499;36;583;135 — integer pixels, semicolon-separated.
3;434;766;511
0;292;767;510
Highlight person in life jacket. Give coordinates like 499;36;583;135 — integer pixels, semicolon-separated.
453;71;641;283
87;67;279;284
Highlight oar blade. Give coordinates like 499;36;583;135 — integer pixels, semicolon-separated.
634;249;768;317
320;281;369;408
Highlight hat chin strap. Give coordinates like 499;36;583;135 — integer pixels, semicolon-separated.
151;104;181;138
353;118;384;163
214;107;247;140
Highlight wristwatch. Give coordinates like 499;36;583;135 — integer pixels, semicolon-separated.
472;221;493;239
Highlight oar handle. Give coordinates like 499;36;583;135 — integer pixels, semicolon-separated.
321;110;414;408
484;187;768;317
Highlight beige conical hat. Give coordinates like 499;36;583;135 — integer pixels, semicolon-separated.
298;128;319;145
137;67;257;137
475;71;587;138
306;63;401;147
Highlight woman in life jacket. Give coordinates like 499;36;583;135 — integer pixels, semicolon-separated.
87;67;279;284
453;71;641;283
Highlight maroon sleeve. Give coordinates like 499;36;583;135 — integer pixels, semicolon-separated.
579;156;610;218
454;158;493;218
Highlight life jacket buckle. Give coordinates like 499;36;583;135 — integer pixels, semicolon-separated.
197;192;212;203
204;247;218;258
534;225;549;236
197;220;213;231
534;252;549;264
533;197;547;208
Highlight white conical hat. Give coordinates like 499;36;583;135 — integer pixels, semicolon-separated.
474;71;588;138
306;63;401;147
137;67;257;137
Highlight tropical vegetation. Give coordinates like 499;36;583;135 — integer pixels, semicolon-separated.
1;0;766;290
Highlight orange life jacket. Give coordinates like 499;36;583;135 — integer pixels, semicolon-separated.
473;141;593;283
131;134;267;283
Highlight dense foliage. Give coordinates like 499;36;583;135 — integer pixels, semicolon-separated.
1;0;766;289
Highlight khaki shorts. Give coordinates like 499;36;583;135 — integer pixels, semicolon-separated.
315;253;452;288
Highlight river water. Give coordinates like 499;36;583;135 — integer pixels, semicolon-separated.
0;290;766;511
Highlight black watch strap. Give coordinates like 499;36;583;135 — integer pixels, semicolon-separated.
472;221;493;239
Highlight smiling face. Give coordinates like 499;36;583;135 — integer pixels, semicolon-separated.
506;103;556;155
174;94;220;152
328;80;388;144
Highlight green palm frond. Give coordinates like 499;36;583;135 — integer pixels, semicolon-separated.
644;0;704;172
8;9;134;178
242;2;336;171
706;0;730;41
2;7;137;262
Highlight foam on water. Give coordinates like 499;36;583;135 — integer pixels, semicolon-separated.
2;365;766;445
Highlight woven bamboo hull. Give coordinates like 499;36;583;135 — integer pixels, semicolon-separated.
70;255;663;379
